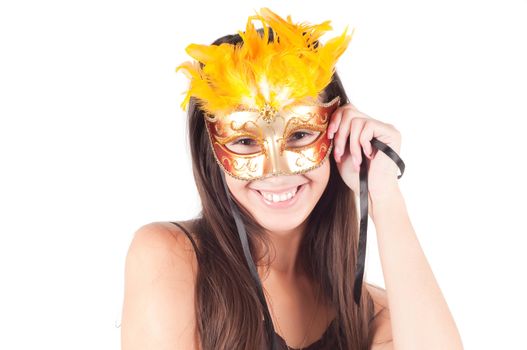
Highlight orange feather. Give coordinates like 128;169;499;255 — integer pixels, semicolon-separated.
176;7;354;117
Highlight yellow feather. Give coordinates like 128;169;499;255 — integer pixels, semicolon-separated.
175;7;353;116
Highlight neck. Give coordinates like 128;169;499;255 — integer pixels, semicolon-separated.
257;220;308;282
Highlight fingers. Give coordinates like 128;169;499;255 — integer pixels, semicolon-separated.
327;107;344;140
330;105;379;171
348;117;367;171
359;123;374;159
329;103;402;180
328;104;355;139
332;109;353;163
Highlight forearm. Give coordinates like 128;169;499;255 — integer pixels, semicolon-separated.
371;186;463;350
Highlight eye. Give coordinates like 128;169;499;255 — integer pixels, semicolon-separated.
286;130;320;148
224;136;262;155
289;131;311;141
233;138;257;146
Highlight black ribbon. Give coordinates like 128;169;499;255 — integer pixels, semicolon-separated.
220;137;405;350
353;138;405;305
220;171;281;350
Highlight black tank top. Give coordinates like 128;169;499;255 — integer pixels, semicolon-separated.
274;318;339;350
170;221;341;350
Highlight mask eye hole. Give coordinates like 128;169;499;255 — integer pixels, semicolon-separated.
286;129;321;148
224;136;263;155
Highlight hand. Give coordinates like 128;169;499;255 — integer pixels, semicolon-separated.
327;102;402;202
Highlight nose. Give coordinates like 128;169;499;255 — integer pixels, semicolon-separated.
262;134;291;176
256;174;303;189
260;174;289;183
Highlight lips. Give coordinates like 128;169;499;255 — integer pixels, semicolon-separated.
258;186;298;201
253;183;306;209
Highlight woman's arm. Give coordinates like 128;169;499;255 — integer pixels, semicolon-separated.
327;102;462;349
371;185;463;350
121;222;200;350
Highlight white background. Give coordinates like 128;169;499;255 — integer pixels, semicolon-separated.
1;0;526;349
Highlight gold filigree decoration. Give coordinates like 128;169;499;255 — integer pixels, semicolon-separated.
204;112;218;123
213;133;263;149
221;156;231;167
295;154;306;167
230;120;260;133
213;120;263;147
213;122;227;137
283;113;325;138
259;104;278;124
220;155;258;173
319;111;329;123
232;157;259;173
292;142;329;164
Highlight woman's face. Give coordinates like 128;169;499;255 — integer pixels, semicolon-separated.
223;160;330;235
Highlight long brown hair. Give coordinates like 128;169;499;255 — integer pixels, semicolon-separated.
182;29;376;350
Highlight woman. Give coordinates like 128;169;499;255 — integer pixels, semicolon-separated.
120;8;463;350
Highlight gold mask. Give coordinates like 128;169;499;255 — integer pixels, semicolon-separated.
205;96;340;180
176;7;353;180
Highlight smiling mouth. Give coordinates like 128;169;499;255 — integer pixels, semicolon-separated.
255;184;304;204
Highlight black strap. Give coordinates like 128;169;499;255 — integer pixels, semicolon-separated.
221;137;405;349
220;171;280;350
353;138;405;305
169;221;203;259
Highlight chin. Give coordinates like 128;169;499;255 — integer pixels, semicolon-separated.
256;214;308;235
224;161;329;236
246;182;314;235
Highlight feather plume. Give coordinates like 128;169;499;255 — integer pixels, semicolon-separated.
176;8;354;116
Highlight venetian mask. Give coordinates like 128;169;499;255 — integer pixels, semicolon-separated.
176;7;352;180
204;96;340;180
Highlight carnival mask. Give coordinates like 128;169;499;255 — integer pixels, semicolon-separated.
204;96;340;180
176;7;353;180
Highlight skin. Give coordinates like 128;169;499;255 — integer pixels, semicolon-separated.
121;102;463;349
223;160;329;278
221;104;390;348
329;103;464;349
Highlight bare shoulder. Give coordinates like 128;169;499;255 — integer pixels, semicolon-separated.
121;221;200;350
124;221;199;283
366;283;393;349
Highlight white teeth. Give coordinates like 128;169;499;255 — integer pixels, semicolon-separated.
260;186;299;203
